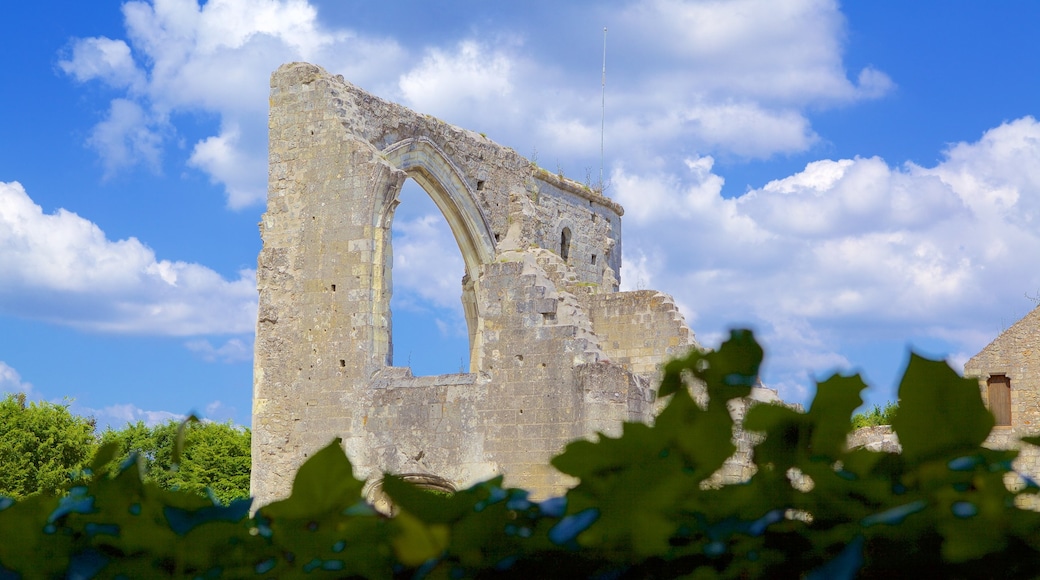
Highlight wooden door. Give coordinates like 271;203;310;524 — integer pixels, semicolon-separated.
987;374;1011;426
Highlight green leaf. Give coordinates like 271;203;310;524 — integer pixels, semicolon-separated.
1020;436;1040;448
87;442;121;477
552;422;664;482
0;494;66;576
744;402;806;471
380;474;469;523
261;438;364;519
658;329;761;401
392;510;450;566
807;374;866;460
892;354;994;464
697;329;762;405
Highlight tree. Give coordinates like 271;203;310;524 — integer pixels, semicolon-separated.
100;419;250;503
0;393;97;499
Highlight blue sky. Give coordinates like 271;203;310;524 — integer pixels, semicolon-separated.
2;0;1040;428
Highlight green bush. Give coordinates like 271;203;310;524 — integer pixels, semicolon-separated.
2;329;1039;578
0;393;96;499
851;401;898;429
100;419;251;504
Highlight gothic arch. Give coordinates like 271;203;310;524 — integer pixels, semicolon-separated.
382;137;497;372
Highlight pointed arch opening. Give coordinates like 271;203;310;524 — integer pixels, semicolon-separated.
382;137;497;374
389;179;470;375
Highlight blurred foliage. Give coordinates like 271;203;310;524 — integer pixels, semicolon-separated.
3;329;1040;578
851;401;899;429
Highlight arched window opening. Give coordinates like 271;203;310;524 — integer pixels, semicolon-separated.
389;179;470;375
560;227;572;262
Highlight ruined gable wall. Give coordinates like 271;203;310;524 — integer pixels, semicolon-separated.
964;305;1040;433
964;306;1040;487
327;70;624;282
254;62;695;506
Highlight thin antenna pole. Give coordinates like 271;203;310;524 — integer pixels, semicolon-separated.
600;27;607;191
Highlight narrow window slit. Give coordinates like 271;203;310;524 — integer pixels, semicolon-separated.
560;227;571;262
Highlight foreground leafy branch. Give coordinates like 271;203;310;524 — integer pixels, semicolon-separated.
2;329;1040;578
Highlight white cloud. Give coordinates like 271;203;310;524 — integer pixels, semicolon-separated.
60;0;889;205
617;0;891;104
525;0;893;165
0;362;32;395
187;122;266;209
619;249;656;292
59;37;145;91
87;99;165;177
60;0;406;207
615;116;1040;402
391;213;466;311
399;40;517;124
185;337;253;363
0;181;256;335
680;102;818;158
79;402;186;430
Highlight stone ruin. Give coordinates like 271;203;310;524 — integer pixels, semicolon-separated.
964;307;1040;490
251;62;787;506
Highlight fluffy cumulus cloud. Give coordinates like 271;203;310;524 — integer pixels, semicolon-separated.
531;0;892;166
399;40;517;126
0;181;256;335
617;0;890;103
615;117;1040;401
60;0;405;208
395;0;885;170
187;122;267;209
59;0;888;206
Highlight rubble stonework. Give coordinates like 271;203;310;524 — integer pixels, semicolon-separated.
251;62;700;505
965;306;1040;486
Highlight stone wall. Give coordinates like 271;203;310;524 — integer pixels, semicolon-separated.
252;62;699;506
255;62;1035;510
583;290;690;379
964;304;1040;486
847;426;900;453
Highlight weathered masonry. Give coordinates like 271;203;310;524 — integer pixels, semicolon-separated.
251;62;697;506
965;306;1040;481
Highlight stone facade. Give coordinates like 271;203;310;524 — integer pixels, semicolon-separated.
964;306;1040;483
251;62;699;506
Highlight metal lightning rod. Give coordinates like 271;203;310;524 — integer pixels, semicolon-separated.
600;26;607;192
